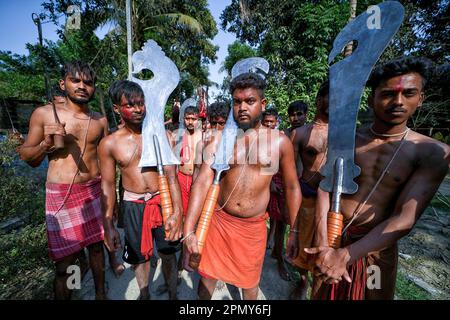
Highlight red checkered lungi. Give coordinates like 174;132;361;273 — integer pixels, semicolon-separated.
45;177;104;261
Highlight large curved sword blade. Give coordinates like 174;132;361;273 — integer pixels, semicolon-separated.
320;1;405;194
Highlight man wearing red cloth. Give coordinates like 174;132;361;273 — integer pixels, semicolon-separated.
19;61;108;300
184;73;301;300
99;80;183;300
307;57;450;300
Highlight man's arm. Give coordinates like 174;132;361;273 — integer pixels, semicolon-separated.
279;133;302;260
163;164;183;241
183;156;215;269
279;134;302;227
345;144;450;265
312;187;330;247
290;127;304;178
307;142;450;283
18;107;65;167
98;136;121;252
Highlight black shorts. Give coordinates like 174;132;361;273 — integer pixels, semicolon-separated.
121;200;181;265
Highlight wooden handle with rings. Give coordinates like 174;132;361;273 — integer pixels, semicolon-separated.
327;211;344;249
51;101;64;150
189;183;220;269
158;175;173;238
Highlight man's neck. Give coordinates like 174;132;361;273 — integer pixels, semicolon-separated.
371;120;408;137
125;123;142;135
65;99;89;114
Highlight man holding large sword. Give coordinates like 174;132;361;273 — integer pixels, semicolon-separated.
183;70;301;300
99;80;183;300
307;57;450;300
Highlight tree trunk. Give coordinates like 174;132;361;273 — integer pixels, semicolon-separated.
344;0;358;57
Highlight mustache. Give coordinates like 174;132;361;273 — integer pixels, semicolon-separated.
386;106;407;113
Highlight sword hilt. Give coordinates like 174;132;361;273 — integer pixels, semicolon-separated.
153;134;172;238
189;171;221;269
328;157;344;249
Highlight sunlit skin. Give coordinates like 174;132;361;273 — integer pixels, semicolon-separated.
179;112;203;176
100;93;183;300
370;73;424;131
18;70;109;300
307;72;450;300
184;86;301;300
184;113;199;134
116;96;146;124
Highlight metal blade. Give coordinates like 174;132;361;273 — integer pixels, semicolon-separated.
211;107;238;176
211;57;270;179
153;135;164;175
320;1;404;194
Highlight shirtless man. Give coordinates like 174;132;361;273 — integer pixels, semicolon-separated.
99;80;183;300
261;109;291;281
183;72;301;300
307;56;450;300
192;101;230;181
289;80;329;299
18;61;108;300
284;100;308;137
177;106;203;215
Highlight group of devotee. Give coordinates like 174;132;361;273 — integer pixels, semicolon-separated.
17;55;449;300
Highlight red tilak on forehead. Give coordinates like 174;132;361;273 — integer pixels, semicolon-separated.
393;76;405;92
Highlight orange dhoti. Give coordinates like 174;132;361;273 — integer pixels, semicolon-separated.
292;196;316;270
198;208;269;289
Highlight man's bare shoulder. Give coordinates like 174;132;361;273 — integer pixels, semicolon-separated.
409;130;450;167
99;127;126;149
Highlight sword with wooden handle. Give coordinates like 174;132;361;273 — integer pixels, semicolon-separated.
320;1;405;248
153;134;173;238
51;100;64;150
189;57;270;268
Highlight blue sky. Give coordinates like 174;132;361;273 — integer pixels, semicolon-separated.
0;0;236;98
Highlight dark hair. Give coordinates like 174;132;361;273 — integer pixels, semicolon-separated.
51;85;65;98
108;80;144;105
229;72;266;98
208;101;230;120
262;108;278;119
184;106;199;116
61;60;97;83
288;100;308;115
316;79;329;100
367;56;433;92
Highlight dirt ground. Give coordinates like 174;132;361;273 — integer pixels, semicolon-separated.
396;174;450;299
71;175;450;300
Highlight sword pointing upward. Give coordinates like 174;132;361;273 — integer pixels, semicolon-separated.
320;1;405;248
190;58;269;268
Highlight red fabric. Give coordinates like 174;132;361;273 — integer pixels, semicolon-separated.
267;172;286;222
178;171;193;216
45;177;104;261
314;226;370;300
198;209;269;289
131;195;163;260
